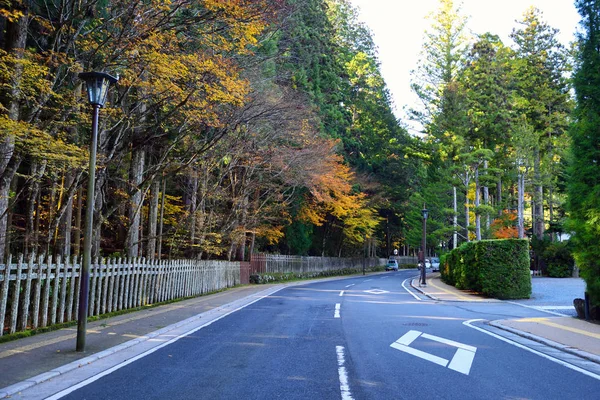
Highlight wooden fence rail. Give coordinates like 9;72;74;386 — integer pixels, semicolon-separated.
250;254;387;275
0;255;240;337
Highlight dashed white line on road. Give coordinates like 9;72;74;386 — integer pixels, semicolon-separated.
335;303;341;318
339;291;345;297
345;284;355;288
364;279;373;282
336;346;354;400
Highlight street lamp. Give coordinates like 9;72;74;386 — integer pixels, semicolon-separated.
76;71;117;352
420;205;428;286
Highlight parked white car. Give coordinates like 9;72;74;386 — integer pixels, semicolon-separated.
430;257;440;272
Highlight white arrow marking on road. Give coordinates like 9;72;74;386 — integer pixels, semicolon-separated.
390;330;477;375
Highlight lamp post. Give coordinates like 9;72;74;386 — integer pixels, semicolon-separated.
420;205;428;286
76;72;117;352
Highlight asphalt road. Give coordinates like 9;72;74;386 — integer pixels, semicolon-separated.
55;271;599;400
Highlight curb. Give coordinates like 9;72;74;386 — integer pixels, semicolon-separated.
488;320;600;366
409;278;439;301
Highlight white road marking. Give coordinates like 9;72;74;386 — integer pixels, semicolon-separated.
534;306;575;310
363;289;389;295
463;319;600;381
345;284;355;288
390;330;477;375
364;279;373;282
395;329;421;346
336;346;354;400
339;291;345;297
505;301;568;317
335;303;341;318
402;278;422;301
447;348;476;375
422;333;477;352
391;342;449;367
43;288;285;399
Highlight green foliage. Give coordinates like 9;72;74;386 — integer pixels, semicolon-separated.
441;239;531;299
285;220;313;255
567;0;600;306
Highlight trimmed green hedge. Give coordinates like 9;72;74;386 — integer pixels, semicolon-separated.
440;239;531;299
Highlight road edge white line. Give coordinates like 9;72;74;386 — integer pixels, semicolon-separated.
463;319;600;381
43;287;286;400
402;278;422;301
336;345;354;400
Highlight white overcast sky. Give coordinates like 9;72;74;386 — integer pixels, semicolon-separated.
348;0;581;134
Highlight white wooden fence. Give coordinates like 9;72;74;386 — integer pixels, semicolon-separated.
0;255;240;337
252;254;387;274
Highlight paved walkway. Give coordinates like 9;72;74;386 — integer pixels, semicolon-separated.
412;273;600;362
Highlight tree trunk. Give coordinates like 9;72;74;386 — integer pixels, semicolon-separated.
235;195;249;261
146;179;160;259
453;186;458;249
0;7;28;262
189;172;198;254
73;186;83;257
24;161;46;257
548;185;555;242
483;160;490;233
496;177;502;217
475;168;481;241
157;178;166;260
533;148;544;240
92;173;105;258
58;171;75;258
518;172;525;239
464;176;470;242
126;147;145;257
45;175;58;254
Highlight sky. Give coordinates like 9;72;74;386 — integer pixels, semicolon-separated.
348;0;581;134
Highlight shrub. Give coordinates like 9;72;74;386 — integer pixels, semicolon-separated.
441;239;531;299
543;242;574;278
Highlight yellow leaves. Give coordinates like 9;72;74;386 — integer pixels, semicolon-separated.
0;6;23;22
298;205;325;226
255;225;285;245
0;116;86;167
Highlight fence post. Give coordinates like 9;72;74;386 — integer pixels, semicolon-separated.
41;255;52;328
59;256;69;323
21;254;34;330
66;256;76;322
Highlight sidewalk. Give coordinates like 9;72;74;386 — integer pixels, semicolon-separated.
412;273;600;362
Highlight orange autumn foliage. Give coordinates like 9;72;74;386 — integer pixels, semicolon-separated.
490;210;519;239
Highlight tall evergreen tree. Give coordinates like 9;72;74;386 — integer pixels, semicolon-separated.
511;7;572;241
567;0;600;306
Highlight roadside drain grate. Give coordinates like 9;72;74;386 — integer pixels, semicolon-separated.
402;322;429;327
